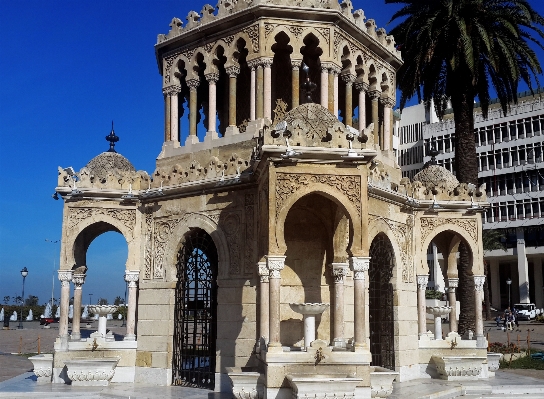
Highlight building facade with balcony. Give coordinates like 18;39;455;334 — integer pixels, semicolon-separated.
398;95;544;310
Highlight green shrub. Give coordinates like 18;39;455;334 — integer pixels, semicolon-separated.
425;289;444;299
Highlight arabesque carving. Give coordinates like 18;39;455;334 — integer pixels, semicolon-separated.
420;218;477;244
67;207;136;232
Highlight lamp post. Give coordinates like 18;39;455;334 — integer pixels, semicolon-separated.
89;293;93;306
506;277;512;309
18;267;28;329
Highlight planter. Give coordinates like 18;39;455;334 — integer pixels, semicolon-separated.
64;358;119;386
486;352;502;377
227;367;263;399
432;355;486;380
28;354;53;384
286;374;363;399
370;367;398;398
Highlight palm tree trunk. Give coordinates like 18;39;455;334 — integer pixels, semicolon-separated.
451;74;478;335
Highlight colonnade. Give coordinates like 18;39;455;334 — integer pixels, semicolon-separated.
258;255;370;352
416;274;486;347
56;269;139;347
162;57;395;147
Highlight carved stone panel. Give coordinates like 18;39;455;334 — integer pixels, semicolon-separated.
420;217;477;244
66;207;136;233
244;194;256;275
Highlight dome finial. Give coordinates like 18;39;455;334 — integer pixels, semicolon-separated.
106;121;119;153
301;62;317;104
427;138;439;166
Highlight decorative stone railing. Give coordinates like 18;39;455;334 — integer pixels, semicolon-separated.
432;355;487;380
286;374;363;399
370;366;398;398
28;354;53;384
64;358;119;386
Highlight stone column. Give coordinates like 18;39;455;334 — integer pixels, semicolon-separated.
333;68;340;116
57;270;73;344
266;255;285;351
250;63;256;121
328;68;335;113
351;256;370;350
474;275;486;347
489;259;501;309
417;275;429;336
124;270;139;341
163;91;171;141
331;263;348;345
258;262;270;345
447;278;459;333
186;79;200;145
263;59;273;121
226;66;240;127
380;97;395;151
368;90;381;144
291;60;302;109
320;66;329;108
355;82;368;134
342;74;356;127
71;273;86;341
206;73;219;139
256;64;264;120
163;85;181;143
516;227;530;303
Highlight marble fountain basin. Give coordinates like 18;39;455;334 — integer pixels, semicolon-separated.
64;357;119;386
28;354;53;384
289;303;330;315
287;374;363;399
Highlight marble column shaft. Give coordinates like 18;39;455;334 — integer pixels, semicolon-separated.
447;278;459;333
263;60;272;120
71;273;86;341
351;257;370;348
256;65;264;120
342;74;355;127
417;275;429;336
332;263;348;341
369;91;380;142
355;82;367;134
291;61;301;109
333;70;339;116
124;270;139;341
206;74;219;134
187;79;200;142
227;67;239;126
58;270;73;340
328;69;335;113
320;67;329;108
258;262;270;342
266;255;285;349
474;275;485;338
164;94;171;141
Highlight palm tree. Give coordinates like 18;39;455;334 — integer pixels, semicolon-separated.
387;0;544;334
482;229;507;320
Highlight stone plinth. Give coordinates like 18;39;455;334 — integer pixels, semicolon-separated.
432;355;487;380
64;358;119;386
29;354;53;384
370;366;398;398
486;353;502;377
286;374;363;399
227;367;264;399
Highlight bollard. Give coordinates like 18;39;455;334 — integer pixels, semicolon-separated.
38;336;41;354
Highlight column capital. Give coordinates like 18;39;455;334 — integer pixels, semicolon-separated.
291;59;303;70
58;270;73;287
368;90;381;101
474;275;486;292
331;263;349;283
247;59;259;70
162;84;182;96
447;278;459;288
354;81;369;92
257;262;269;283
72;273;86;289
379;96;396;108
350;256;370;280
266;255;286;278
205;72;220;83
417;275;429;290
124;270;140;288
225;65;240;77
186;78;200;91
261;58;273;68
341;73;356;84
329;66;342;75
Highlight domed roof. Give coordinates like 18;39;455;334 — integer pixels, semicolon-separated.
413;164;459;192
85;152;136;180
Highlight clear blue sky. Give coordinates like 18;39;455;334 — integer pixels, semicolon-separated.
1;1;543;307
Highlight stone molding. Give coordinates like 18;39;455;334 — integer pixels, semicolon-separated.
266;255;286;279
474;275;485;292
124;270;140;288
417;275;429;290
350;256;370;280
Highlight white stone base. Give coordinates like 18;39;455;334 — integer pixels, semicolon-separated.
111;366;135;383
28;354;53;384
397;364;421;382
134;366;171;386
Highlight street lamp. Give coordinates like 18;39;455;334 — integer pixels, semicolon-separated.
506;277;512;309
89;293;93;306
18;267;28;329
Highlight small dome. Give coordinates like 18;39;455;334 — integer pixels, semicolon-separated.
85;152;136;180
413;164;459;192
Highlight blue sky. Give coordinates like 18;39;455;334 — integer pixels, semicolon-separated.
1;0;543;307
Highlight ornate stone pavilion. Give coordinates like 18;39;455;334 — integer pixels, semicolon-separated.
51;0;491;397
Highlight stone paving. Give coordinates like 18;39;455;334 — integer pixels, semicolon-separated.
1;319;543;398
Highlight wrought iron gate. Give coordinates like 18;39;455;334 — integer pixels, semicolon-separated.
369;234;395;370
173;228;218;388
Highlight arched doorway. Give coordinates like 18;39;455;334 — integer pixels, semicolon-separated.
369;234;395;370
172;228;218;389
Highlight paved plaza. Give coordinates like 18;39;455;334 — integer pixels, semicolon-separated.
0;319;543;398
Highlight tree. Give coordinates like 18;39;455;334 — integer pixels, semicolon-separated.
25;295;39;307
388;0;544;335
114;296;124;306
3;296;10;305
14;296;22;305
482;229;507;320
98;297;109;305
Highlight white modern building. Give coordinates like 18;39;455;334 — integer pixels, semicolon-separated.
397;93;544;310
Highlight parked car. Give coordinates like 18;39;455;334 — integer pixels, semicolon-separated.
513;303;542;320
39;317;58;325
